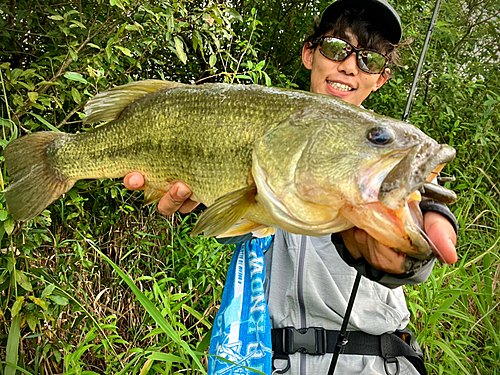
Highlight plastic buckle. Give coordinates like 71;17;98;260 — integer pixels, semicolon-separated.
282;327;326;355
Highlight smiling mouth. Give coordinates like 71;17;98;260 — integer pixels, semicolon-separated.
328;80;354;92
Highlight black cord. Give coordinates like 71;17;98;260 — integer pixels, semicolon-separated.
327;272;362;375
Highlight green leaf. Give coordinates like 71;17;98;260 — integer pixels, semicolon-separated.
25;312;38;332
5;315;21;375
64;72;88;84
174;37;187;64
255;60;265;70
49;15;64;21
0;222;5;243
64;10;79;18
16;271;33;292
70;20;86;29
72;87;81;104
53;348;62;363
50;295;69;306
182;304;211;328
37;81;60;86
11;296;24;317
28;92;38;102
30;113;60;132
69;48;78;62
226;8;243;22
264;73;272;87
3;218;15;235
41;284;56;298
147;352;189;363
484;98;498;106
0;210;8;221
109;0;125;10
209;54;217;67
125;24;139;31
29;296;48;310
115;46;132;57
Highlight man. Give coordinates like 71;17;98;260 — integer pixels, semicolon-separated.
124;0;458;373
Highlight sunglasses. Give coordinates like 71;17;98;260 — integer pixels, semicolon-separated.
319;36;389;74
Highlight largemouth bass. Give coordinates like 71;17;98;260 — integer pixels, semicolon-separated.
3;80;456;259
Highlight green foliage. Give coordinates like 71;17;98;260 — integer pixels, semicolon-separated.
0;0;499;374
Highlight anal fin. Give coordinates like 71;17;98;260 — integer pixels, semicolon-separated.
191;185;257;238
252;227;276;238
217;218;267;238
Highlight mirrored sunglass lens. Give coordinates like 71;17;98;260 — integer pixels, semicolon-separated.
321;39;349;61
358;52;386;73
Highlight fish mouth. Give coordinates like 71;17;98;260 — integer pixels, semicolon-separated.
378;142;456;211
350;142;456;259
376;142;455;259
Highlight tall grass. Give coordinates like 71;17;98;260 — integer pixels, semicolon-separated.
1;175;498;374
0;181;234;373
406;169;500;374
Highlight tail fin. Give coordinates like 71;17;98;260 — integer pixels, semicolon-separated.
3;132;75;221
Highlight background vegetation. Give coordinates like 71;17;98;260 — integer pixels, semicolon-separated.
0;0;498;374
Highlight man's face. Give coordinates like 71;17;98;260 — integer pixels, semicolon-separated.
302;33;389;107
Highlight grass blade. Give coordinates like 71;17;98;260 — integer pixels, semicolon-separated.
5;315;21;375
91;244;206;372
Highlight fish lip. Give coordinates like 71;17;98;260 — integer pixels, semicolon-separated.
378;143;456;210
400;199;434;260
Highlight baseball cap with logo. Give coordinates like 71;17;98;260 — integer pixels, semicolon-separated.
321;0;402;44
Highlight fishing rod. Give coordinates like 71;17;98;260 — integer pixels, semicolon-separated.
328;1;442;373
402;0;442;122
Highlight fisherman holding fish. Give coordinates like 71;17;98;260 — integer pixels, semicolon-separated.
123;0;458;374
2;0;458;373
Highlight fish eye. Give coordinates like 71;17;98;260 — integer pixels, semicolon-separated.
366;127;395;146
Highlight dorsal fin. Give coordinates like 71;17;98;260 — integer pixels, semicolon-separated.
83;80;185;124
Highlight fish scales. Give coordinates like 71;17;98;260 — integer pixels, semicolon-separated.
48;86;293;201
3;80;456;259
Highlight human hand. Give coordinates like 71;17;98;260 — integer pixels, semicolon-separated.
340;211;457;274
123;172;199;215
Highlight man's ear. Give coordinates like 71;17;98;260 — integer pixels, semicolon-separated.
302;43;314;70
373;68;390;91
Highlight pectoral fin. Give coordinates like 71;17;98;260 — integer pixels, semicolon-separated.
191;185;257;238
143;187;167;205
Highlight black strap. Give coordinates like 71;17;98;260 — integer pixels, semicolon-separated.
328;271;362;374
271;328;427;375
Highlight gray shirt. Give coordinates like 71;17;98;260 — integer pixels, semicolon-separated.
265;230;423;374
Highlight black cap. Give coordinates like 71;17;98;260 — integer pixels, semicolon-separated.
321;0;402;44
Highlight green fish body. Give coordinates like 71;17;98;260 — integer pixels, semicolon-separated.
3;80;456;259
